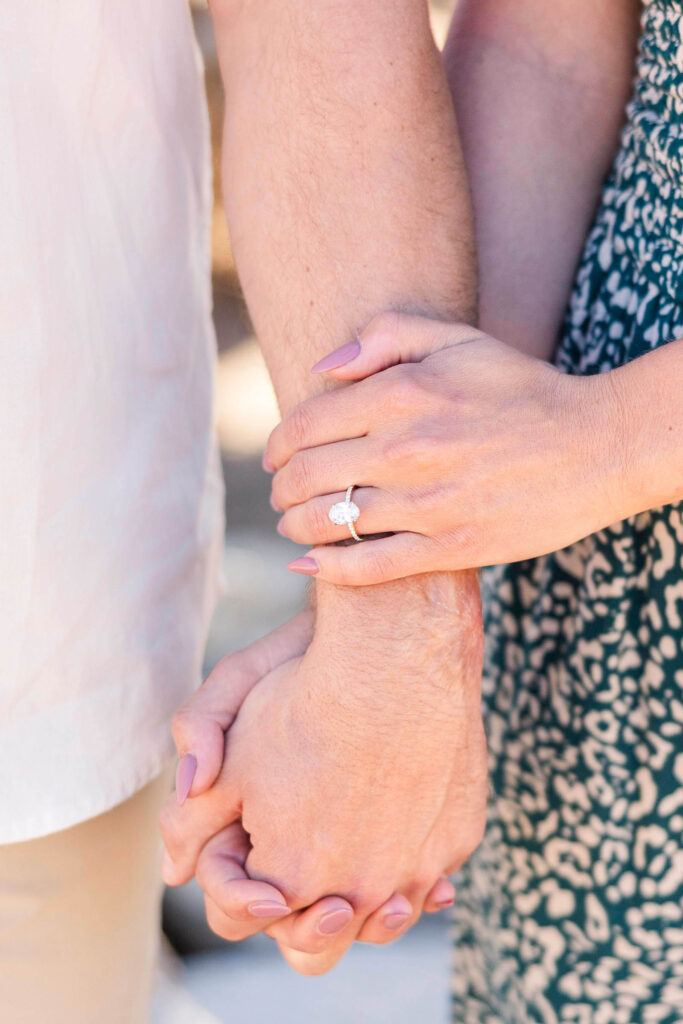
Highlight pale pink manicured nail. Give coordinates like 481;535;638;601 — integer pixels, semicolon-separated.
288;557;319;576
383;912;411;931
262;451;275;472
276;517;286;537
311;338;361;373
431;877;456;907
317;908;354;935
248;901;290;919
176;753;197;805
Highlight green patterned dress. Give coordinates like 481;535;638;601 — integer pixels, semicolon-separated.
451;2;683;1021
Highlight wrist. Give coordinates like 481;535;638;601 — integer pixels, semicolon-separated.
563;370;638;528
606;347;683;514
311;570;483;690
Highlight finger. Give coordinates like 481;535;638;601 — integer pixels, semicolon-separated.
195;825;292;933
287;533;440;586
277;487;410;546
355;892;413;945
271;438;378;511
204;892;281;944
423;876;456;913
267;380;377;471
171;611;313;798
160;775;241;886
275;943;355;977
314;312;483;382
269;899;361;977
357;870;443;945
266;895;356;957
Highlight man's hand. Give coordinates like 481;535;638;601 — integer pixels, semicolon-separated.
160;609;469;974
161;575;486;974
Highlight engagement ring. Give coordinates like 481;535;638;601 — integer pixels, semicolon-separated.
328;485;362;542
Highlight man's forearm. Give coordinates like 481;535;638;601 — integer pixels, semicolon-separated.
212;0;478;633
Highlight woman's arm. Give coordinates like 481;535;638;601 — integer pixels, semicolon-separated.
445;0;640;359
615;338;683;514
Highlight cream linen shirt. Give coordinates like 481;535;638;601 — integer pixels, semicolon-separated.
0;0;223;842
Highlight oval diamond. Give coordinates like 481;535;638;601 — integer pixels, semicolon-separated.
329;500;360;526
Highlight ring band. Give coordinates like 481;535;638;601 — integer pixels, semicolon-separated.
328;485;363;542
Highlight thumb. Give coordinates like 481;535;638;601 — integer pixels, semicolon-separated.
171;611;313;800
312;312;482;381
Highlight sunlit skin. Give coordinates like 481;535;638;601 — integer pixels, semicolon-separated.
161;597;485;953
160;0;682;977
268;314;683;584
161;0;484;977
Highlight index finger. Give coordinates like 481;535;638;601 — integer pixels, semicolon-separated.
267;373;389;470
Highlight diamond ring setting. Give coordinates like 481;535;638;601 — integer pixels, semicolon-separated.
328;485;362;542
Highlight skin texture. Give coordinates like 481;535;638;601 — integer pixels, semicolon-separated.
162;588;485;947
446;0;641;359
269;315;683;583
162;0;484;976
267;1;681;584
163;615;458;947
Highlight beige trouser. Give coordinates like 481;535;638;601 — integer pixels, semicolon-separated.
0;770;172;1024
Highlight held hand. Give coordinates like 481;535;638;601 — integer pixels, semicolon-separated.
266;312;627;584
160;613;464;974
161;583;486;975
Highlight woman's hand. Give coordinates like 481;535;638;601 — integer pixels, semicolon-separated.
266;311;629;584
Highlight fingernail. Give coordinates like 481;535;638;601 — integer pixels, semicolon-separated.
262;451;275;473
175;753;197;805
431;877;456;906
382;912;411;931
311;338;361;373
270;493;282;513
317;908;354;935
287;557;319;576
248;900;290;919
276;517;286;537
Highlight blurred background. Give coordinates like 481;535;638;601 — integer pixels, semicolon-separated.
156;4;458;1021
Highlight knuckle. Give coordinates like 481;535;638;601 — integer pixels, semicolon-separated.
285;402;316;452
282;879;320;910
307;501;332;540
364;309;402;344
413;866;439;894
380;366;418;413
195;852;222;896
170;707;193;749
443;522;478;564
409;480;446;526
288;453;313;502
382;422;444;472
357;548;393;585
158;804;186;859
380;429;416;467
